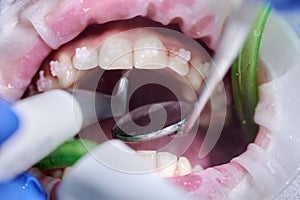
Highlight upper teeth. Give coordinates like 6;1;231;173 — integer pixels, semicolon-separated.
168;48;191;76
40;33;207;93
133;36;168;69
72;46;98;70
99;36;133;70
50;54;78;89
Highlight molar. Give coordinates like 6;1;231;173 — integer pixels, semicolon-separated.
99;37;133;70
133;36;168;69
168;48;191;76
156;152;177;178
50;54;78;89
72;46;98;70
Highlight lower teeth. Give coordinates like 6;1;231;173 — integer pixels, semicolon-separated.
136;150;202;178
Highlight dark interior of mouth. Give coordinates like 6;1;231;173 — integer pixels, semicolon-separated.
25;16;248;171
76;68;248;169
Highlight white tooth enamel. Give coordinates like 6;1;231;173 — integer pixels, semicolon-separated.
62;167;73;179
58;140;194;200
50;54;78;89
72;46;98;70
36;70;59;92
168;48;191;76
50;60;66;77
185;65;204;92
134;36;168;69
99;37;133;70
175;157;192;176
156;152;177;178
136;150;157;169
192;164;204;172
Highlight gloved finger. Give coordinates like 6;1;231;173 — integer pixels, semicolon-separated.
268;0;300;10
0;172;47;200
0;99;19;144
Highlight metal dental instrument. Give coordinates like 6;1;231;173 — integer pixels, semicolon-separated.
70;76;129;128
112;0;261;142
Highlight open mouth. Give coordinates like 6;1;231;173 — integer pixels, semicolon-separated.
0;1;300;200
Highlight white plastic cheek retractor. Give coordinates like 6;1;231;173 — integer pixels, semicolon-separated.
58;140;196;200
0;90;83;181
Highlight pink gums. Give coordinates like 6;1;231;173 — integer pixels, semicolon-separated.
172;162;247;198
42;0;225;49
0;37;51;101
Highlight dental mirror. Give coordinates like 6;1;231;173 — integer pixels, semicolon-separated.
112;101;191;142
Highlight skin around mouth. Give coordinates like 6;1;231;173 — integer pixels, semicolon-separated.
1;1;300;200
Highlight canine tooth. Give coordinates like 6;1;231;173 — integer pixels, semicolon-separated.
72;46;98;70
156;152;177;178
50;54;78;89
175;157;192;176
168;48;191;76
134;36;168;69
136;150;157;168
185;66;204;92
99;37;133;70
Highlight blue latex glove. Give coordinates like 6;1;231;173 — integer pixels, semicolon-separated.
0;172;47;200
0;100;47;199
0;99;19;144
269;0;300;10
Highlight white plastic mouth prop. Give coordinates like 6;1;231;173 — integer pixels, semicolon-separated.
0;0;300;199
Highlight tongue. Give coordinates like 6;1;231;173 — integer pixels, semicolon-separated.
0;0;232;101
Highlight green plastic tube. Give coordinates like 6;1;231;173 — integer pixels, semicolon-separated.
36;139;98;170
232;5;271;143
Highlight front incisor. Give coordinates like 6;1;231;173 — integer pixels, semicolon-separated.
99;37;133;70
133;36;168;69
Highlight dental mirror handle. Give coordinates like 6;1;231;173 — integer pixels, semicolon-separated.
179;0;262;135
